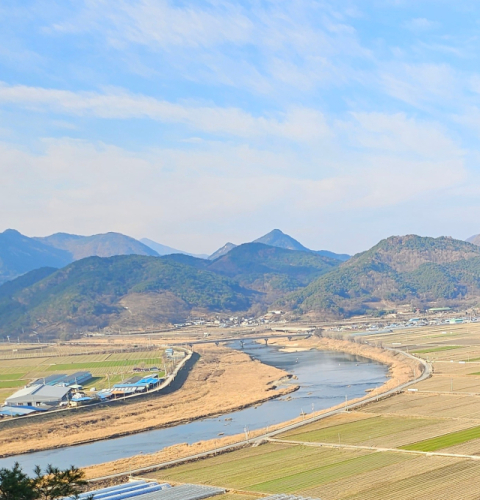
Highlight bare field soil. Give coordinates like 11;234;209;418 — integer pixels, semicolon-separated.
0;345;291;457
412;374;480;393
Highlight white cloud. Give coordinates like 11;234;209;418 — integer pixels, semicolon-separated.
0;110;467;253
0;82;330;141
43;0;372;94
347;112;462;159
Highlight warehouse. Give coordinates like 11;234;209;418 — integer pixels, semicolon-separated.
32;372;92;387
5;384;72;407
112;374;161;394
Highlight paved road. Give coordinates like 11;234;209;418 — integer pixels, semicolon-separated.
90;348;431;482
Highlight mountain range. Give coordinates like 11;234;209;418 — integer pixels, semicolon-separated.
36;232;158;260
140;238;209;259
0;228;348;285
0;242;339;337
0;230;158;285
3;229;480;338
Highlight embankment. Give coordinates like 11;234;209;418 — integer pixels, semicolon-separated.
0;345;294;458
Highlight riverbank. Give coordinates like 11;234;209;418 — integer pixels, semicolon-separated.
0;345;294;458
81;337;422;479
274;336;423;396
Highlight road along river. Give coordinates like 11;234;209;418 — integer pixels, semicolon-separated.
0;341;388;472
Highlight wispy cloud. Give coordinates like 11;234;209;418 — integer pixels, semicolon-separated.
43;0;373;95
0;82;330;141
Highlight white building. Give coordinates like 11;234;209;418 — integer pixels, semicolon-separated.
5;385;72;407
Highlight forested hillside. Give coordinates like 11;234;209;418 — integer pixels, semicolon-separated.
5;234;480;336
0;255;253;337
285;235;480;317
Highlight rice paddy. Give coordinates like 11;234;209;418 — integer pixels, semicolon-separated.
147;443;411;493
47;358;161;371
146;442;480;500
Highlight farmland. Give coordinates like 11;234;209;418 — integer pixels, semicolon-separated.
0;344;167;398
400;425;480;452
145;442;480;500
136;322;480;499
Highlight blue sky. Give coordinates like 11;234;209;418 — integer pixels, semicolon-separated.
1;0;480;254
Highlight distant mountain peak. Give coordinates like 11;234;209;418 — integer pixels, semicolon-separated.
0;230;72;285
209;231;349;262
36;232;158;260
209;242;237;260
2;228;23;237
253;229;310;252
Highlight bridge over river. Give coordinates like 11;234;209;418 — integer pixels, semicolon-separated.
167;331;315;348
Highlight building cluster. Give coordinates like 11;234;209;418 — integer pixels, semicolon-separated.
1;369;164;418
174;311;287;329
74;479;225;500
328;314;478;336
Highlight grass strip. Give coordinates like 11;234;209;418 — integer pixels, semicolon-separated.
400;425;480;452
412;345;463;354
0;379;27;389
0;373;25;381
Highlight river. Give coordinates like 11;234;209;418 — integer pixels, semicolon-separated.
0;341;388;472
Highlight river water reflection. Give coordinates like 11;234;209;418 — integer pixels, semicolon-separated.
0;341;388;472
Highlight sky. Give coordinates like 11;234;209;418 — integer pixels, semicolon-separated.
1;0;480;255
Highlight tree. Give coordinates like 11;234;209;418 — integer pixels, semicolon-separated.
32;465;88;500
0;463;89;500
0;463;36;500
